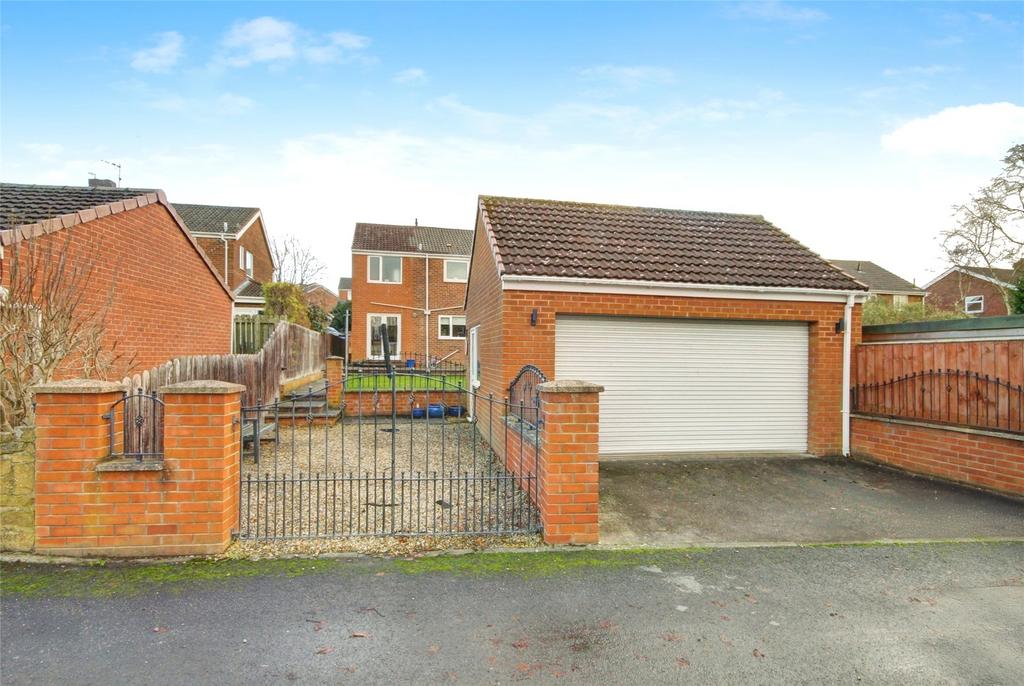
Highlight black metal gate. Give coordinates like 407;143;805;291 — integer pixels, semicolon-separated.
237;330;541;539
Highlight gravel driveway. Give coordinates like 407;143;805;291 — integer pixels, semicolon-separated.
239;418;538;539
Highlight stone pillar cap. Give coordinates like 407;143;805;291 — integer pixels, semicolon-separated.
538;380;605;393
160;380;246;394
32;379;126;395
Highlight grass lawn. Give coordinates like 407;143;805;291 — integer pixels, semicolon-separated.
344;373;467;392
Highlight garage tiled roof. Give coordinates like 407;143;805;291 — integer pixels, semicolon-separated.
234;279;265;299
0;183;154;231
479;196;867;291
830;260;923;294
352;223;472;256
173;203;259;234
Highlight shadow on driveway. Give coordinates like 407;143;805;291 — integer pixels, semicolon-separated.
600;456;1024;546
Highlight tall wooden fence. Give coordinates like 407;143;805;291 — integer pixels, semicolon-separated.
120;321;324;407
233;314;283;354
854;318;1024;433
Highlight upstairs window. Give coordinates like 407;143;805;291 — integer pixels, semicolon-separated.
239;246;254;277
892;294;909;306
369;255;402;283
438;315;467;339
964;295;984;314
444;259;469;282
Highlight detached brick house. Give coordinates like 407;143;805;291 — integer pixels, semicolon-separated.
350;223;473;364
173;202;275;315
337;277;352;301
924;265;1021;317
302;283;341;313
0;183;233;378
830;260;925;304
465;196;869;457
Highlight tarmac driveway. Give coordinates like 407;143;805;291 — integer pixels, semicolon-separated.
600;456;1024;546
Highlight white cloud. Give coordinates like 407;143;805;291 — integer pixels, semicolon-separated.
881;103;1024;157
577;65;675;88
131;31;184;73
725;2;828;24
217;17;370;68
882;64;956;78
22;143;64;159
394;67;427;84
220;17;298;67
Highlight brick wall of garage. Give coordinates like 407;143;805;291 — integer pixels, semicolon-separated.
851;416;1023;496
469;287;862;457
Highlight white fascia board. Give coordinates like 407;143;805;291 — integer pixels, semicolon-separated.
501;274;870;303
190;230;237;239
234;296;265;304
352;248;471;260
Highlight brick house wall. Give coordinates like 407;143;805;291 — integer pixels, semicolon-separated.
304;285;340;313
926;271;1010;317
1;202;233;380
350;252;469;363
192;217;273;291
465;231;863;456
871;293;924;305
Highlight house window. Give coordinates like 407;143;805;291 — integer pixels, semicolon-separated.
444;259;469;282
438;315;467;339
964;295;984;314
368;255;402;283
368;314;400;358
893;294;909;306
239;246;253;277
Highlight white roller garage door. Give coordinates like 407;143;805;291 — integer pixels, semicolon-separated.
555;316;809;455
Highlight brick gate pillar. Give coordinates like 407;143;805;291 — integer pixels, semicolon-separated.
538;380;604;545
325;356;344;407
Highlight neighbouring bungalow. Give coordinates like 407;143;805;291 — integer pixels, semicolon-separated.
0;182;233;379
830;260;925;305
464;196;869;458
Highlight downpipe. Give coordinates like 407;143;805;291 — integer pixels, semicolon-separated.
841;294;854;457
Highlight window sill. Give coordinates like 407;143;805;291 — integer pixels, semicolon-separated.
96;458;165;472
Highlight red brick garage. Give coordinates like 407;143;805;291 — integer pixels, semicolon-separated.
465;196;868;458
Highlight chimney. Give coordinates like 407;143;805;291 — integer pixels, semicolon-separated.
88;178;117;188
414;218;418;226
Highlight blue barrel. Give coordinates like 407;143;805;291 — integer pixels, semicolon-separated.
427;403;445;419
411;406;426;419
447;405;465;417
405;359;416;369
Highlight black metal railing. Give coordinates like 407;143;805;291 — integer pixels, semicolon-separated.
852;368;1023;435
508;365;547;429
103;389;164;461
350;351;466;374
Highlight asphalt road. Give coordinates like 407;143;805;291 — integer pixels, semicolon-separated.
2;543;1023;685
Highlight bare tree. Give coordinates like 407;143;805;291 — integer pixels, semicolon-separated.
0;231;134;430
271;235;325;285
943;143;1024;310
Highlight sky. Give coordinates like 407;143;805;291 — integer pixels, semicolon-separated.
2;1;1023;291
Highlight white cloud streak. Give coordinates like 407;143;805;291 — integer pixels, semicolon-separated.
881;102;1024;157
725;2;828;24
131;31;184;73
217;16;370;68
394;67;427;84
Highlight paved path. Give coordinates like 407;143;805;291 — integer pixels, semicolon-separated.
2;543;1023;684
601;456;1024;545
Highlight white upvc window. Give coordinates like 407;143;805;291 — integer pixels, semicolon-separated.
443;259;469;283
438;315;467;340
367;313;401;358
964;295;984;314
368;255;402;283
239;246;253;277
892;294;909;306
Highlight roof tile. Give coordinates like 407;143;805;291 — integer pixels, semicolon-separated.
480;196;866;291
352;223;472;256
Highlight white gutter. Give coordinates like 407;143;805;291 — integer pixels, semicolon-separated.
841;293;854;457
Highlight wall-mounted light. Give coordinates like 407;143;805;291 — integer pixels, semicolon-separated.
835;319;845;334
530;309;538;326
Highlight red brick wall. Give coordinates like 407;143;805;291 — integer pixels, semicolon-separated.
305;285;340;313
467;283;862;457
350;252;468;363
230;218;274;290
2;203;232;380
851;416;1024;496
33;382;240;557
926;272;1010;317
340;389;465;417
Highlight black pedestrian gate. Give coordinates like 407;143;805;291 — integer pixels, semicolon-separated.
236;327;541;540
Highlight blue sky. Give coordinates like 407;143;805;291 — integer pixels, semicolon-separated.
2;1;1022;289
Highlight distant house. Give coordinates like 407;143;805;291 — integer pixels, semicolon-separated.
830;260;925;305
924;264;1022;317
0;183;233;378
350;223;473;363
173;202;275;316
337;277;352;301
302;283;341;313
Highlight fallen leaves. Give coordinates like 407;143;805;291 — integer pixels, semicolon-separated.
676;656;691;668
349;631;369;639
315;646;335;655
753;649;766;659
